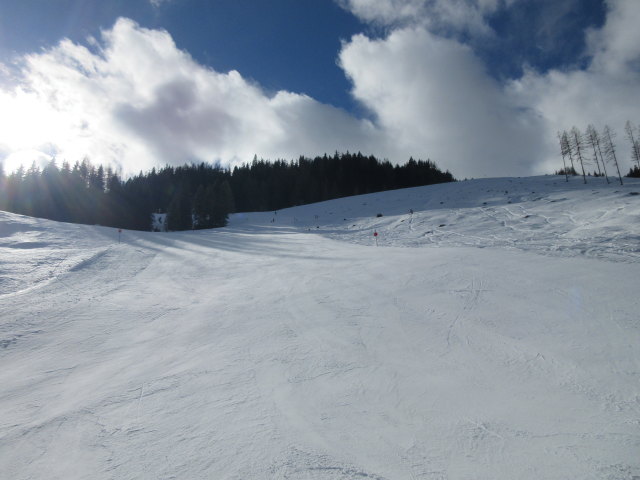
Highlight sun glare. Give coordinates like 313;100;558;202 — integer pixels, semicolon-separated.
0;89;64;172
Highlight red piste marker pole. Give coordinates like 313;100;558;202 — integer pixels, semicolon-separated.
373;230;378;247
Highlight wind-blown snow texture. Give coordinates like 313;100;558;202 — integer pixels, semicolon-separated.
1;176;639;479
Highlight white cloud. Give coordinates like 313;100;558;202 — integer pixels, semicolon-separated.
336;0;640;176
586;0;640;74
507;0;640;173
149;0;172;7
336;0;516;36
0;18;384;175
339;27;544;177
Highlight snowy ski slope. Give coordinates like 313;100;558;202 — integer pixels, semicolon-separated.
1;176;639;479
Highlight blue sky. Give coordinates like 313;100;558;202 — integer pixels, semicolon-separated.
0;1;365;111
0;0;638;177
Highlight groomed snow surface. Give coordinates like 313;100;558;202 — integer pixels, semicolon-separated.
1;175;639;480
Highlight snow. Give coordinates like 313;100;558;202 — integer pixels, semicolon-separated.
1;175;639;479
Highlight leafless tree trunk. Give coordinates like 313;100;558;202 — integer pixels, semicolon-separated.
586;124;609;183
625;121;640;169
570;126;588;184
557;131;569;181
561;130;575;172
603;125;623;185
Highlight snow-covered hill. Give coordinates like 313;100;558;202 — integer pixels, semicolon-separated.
1;176;639;479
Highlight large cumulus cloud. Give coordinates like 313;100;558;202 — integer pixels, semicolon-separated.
338;0;640;175
0;18;382;175
339;27;544;177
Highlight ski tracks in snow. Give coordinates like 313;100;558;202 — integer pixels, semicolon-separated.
2;178;640;479
444;277;490;353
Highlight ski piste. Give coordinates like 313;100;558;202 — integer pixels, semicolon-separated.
1;175;639;479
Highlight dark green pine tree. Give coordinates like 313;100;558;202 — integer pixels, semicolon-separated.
208;183;226;228
167;185;192;231
217;179;235;220
102;168;126;227
192;184;208;229
41;159;63;221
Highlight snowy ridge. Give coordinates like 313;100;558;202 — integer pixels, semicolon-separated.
1;176;639;479
230;175;640;262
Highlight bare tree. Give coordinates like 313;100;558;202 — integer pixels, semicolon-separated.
586;124;609;183
603;125;623;185
561;130;575;172
570;126;588;183
625;120;640;169
557;131;570;181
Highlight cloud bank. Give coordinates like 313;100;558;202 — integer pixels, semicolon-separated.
0;19;382;175
338;0;640;176
1;1;639;178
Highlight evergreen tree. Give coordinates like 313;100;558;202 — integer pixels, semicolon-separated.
192;185;208;229
41;158;63;220
167;184;192;231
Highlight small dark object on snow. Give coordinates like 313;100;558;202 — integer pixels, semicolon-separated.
439;224;446;227
482;202;487;205
629;192;639;196
440;201;444;204
376;213;383;217
524;215;530;218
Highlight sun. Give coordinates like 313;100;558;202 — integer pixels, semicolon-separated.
0;88;63;173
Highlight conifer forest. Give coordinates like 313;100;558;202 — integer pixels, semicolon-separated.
0;152;454;231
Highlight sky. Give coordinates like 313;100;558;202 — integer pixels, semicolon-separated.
0;0;638;178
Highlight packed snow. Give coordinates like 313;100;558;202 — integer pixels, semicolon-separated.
1;175;639;479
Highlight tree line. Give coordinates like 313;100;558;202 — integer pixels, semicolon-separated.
0;152;454;231
556;121;640;184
